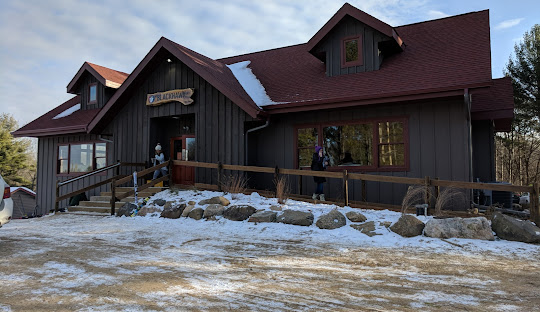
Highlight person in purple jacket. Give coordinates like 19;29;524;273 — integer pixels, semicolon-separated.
311;146;329;201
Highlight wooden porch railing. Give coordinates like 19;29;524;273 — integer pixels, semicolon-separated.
173;160;540;224
55;162;145;213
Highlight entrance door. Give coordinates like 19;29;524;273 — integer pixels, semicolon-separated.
170;135;196;185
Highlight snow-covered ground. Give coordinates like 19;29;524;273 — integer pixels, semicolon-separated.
1;189;539;311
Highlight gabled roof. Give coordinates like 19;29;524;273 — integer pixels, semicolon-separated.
67;62;129;93
219;9;493;114
11;96;100;137
10;187;36;197
306;2;403;52
87;37;262;133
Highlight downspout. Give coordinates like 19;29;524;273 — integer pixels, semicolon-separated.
465;89;474;203
245;119;270;165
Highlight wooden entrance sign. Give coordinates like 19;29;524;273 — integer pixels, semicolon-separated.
146;88;194;106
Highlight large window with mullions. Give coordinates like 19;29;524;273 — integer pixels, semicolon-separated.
57;142;107;175
295;118;408;171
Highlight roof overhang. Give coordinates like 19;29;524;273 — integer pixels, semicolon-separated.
67;62;127;94
88;37;262;133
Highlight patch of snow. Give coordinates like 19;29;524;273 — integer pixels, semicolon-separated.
226;61;281;107
52;103;80;119
9;187;35;195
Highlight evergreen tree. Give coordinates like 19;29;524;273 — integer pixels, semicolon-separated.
505;24;540;130
0;113;33;187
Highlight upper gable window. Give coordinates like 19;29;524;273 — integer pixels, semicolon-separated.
341;35;363;68
88;83;97;104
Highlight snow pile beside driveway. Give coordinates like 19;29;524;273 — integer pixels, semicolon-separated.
132;189;539;257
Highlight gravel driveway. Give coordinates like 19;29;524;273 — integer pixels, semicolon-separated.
1;214;539;311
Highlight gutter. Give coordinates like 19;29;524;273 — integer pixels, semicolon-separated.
245;119;270;165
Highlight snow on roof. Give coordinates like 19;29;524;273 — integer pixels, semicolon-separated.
10;187;36;196
53;103;81;119
226;61;280;107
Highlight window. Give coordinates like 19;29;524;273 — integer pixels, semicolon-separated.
296;118;407;171
297;128;318;167
57;142;107;174
341;35;363;67
88;83;97;104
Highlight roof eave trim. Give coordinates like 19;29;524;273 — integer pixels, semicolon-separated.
12;125;88;138
67;62;107;94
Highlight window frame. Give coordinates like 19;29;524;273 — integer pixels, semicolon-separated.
294;116;409;172
56;141;108;176
88;83;98;105
341;35;363;68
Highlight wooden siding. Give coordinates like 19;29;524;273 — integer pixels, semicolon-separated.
312;15;390;77
106;57;255;185
472;120;496;182
11;191;36;219
77;73;113;110
36;134;113;215
248;98;470;205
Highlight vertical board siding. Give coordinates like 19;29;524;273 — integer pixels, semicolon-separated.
106;58;251;184
35;134;111;215
312;15;390;77
249;98;470;205
11;192;36;219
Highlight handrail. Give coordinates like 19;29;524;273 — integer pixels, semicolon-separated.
59;162;122;186
114;161;170;186
58;162;145;186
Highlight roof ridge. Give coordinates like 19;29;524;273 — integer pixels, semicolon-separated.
86;62;129;76
217;43;307;62
396;9;489;28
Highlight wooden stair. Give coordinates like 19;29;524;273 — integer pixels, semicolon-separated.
66;187;168;215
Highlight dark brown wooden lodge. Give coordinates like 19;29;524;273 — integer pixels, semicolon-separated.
13;3;514;214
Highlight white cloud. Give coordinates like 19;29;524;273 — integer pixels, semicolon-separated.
495;18;524;30
427;10;450;20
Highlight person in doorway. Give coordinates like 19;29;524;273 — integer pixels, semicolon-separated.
152;143;168;180
311;146;329;201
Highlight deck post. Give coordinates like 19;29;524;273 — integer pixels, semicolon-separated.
274;166;280;197
343;170;349;207
361;179;367;202
111;178;116;216
531;183;540;226
424;176;431;207
298;168;302;196
217;161;223;192
55;180;59;213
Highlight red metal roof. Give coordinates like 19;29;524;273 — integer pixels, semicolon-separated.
67;62;129;93
12;96;100;137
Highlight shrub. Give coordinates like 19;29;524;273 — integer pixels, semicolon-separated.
434;187;465;217
401;185;429;215
222;174;248;200
274;175;290;205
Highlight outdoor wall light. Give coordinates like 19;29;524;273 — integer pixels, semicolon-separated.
167;58;172;63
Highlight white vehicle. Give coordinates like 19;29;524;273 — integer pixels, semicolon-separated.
0;174;14;227
519;193;530;205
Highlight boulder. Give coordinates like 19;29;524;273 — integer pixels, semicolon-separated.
390;215;425;237
316;210;346;229
181;204;195;217
152;199;166;206
198;196;230;206
188;201;196;206
269;205;282;211
203;204;225;219
188;208;204;220
163;201;177;209
277;209;314;226
160;204;186;219
223;205;257;221
116;203;137;217
248;211;277;223
137;206;161;217
351;221;380;237
346;211;367;223
491;212;540;244
424;217;494;240
379;221;392;228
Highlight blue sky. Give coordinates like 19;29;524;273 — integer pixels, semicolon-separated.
1;0;538;127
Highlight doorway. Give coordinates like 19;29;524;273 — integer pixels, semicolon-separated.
149;114;195;185
170;135;196;185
